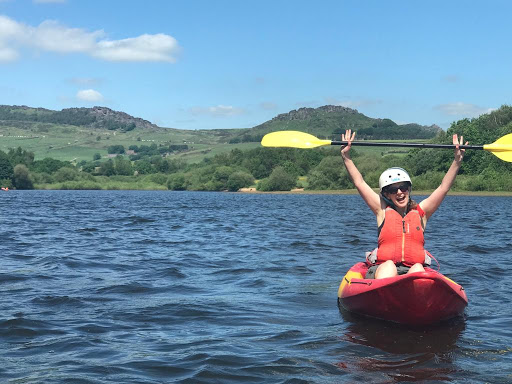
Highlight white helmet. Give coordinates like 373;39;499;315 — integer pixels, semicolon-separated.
379;167;412;191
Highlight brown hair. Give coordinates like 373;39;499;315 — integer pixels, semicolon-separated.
407;198;418;211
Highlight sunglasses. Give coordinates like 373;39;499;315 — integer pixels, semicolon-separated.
385;183;410;194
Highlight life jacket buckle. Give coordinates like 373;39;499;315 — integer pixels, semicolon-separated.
365;248;378;265
424;250;433;267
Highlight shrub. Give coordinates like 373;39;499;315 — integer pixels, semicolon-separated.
54;167;79;182
145;173;168;185
257;166;296;191
31;172;54;184
167;173;187;190
100;160;115;176
31;157;70;174
306;156;352;190
0;178;13;189
227;171;254;191
107;145;125;154
0;151;13;180
13;164;34;189
134;159;153;175
114;156;133;176
410;171;445;191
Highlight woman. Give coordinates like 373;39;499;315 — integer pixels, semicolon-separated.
340;129;467;279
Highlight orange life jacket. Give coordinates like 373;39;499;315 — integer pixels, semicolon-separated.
376;206;426;266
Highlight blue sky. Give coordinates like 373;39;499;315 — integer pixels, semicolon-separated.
0;0;510;130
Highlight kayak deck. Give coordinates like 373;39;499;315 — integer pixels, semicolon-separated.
338;262;468;325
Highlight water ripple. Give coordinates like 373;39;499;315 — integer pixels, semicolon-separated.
0;191;510;383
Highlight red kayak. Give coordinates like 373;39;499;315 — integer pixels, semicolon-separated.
338;262;468;325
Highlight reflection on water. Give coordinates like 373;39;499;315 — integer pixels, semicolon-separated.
338;308;466;382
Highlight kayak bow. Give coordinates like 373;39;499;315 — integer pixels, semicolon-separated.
338;262;468;325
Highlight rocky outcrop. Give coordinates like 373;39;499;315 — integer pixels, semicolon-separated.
63;106;159;130
271;105;359;122
0;105;159;131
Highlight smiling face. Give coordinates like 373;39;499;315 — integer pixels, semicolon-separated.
383;182;411;210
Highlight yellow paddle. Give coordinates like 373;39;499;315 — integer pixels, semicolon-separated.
261;131;512;162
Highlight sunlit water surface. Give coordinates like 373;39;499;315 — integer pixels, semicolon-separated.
1;190;511;383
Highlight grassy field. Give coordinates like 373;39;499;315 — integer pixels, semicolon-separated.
0;121;244;162
0;120;428;164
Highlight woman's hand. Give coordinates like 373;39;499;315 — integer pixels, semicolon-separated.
453;134;468;163
341;129;356;160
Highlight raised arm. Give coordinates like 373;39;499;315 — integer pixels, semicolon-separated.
341;130;381;215
419;134;467;219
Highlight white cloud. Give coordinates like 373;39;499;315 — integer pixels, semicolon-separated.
31;20;102;53
434;102;495;117
0;15;26;41
76;89;104;102
95;34;179;63
0;45;18;61
0;15;180;63
190;105;245;117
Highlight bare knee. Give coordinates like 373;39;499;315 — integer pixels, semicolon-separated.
375;260;397;279
407;263;425;274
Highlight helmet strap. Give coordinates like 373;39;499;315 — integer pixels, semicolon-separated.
381;191;412;217
380;192;396;210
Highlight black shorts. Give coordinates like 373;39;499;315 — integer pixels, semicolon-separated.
366;264;411;279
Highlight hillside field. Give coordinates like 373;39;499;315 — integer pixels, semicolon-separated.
0;120;426;163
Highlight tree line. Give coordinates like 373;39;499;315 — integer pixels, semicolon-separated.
1;106;511;192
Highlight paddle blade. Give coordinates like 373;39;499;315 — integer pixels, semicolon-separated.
484;133;512;162
261;131;332;148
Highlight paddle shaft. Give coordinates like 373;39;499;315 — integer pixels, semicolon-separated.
331;141;484;150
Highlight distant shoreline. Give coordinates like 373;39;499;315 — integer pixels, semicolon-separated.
238;188;512;197
8;187;512;196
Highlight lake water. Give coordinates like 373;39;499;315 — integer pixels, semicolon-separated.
1;190;511;383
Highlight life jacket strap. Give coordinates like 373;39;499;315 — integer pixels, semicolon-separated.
365;248;378;265
365;248;433;267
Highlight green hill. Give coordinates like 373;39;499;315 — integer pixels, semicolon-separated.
228;105;442;143
0;105;245;162
0;104;441;162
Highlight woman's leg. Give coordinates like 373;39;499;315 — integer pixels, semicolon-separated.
407;263;425;274
375;260;398;279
